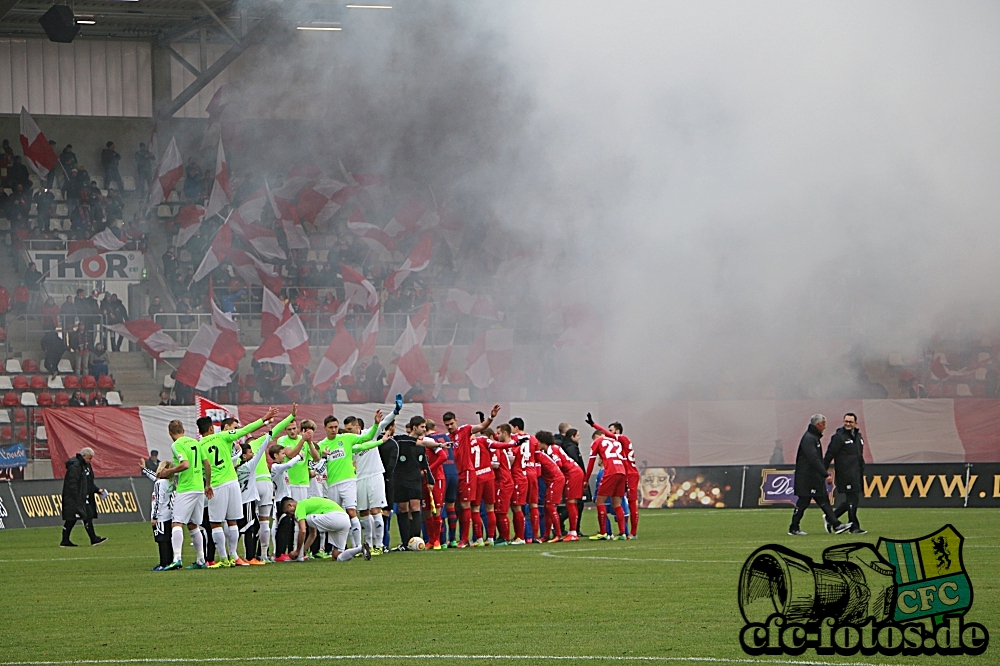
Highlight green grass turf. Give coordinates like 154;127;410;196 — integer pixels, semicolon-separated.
0;508;996;665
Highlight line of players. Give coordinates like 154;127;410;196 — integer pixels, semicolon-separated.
143;397;640;569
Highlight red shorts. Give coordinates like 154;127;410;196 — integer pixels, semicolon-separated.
564;469;585;500
545;473;565;505
474;473;495;507
433;477;446;507
597;471;627;498
626;471;640;499
496;481;514;511
525;470;539;504
458;470;477;504
512;476;527;505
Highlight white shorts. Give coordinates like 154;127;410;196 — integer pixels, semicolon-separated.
309;478;324;498
172;491;205;526
289;484;310;501
356;475;386;512
326;479;358;510
208;480;243;522
306;511;351;550
256;480;274;517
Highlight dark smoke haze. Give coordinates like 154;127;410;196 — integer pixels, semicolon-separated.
233;1;1000;401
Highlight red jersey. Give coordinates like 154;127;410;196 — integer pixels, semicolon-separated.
451;424;474;472
534;449;563;483
549;444;581;476
511;434;535;481
593;423;637;474
490;441;514;485
472;436;494;477
426;446;448;482
587;436;628;478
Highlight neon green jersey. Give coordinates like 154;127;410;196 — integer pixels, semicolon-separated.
294;496;343;521
280;435;310;486
252;413;295;481
319;422;380;485
201;419;264;488
171;436;207;493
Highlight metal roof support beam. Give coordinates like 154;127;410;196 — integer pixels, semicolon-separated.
0;0;20;22
156;10;278;122
157;2;236;45
165;45;201;78
197;0;239;45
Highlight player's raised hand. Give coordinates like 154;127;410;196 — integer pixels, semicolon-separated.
291;403;298;418
264;406;279;422
476;410;486;423
585;412;595;427
394;394;403;414
490;404;501;419
374;409;383;424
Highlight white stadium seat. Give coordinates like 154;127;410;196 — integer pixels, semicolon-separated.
0;377;12;391
57;359;74;373
106;391;123;406
0;409;10;423
47;376;64;389
5;359;21;374
35;426;47;442
20;392;37;407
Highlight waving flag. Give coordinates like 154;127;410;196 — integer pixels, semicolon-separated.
433;324;458;399
386;318;432;401
267;180;310;250
385;235;432;293
392;301;431;358
175;323;245;391
437;204;465;260
357;309;380;361
196;395;237;425
229;188;267;226
147;137;183;209
19;107;59;178
253;304;311;381
66;229;126;264
204;138;231;220
107;319;177;361
297;179;352;225
444;288;503;321
174;204;206;248
228;248;282;293
384;197;439;239
465;329;513;389
312;323;359;390
230;216;285;260
192;222;233;282
346;206;395;255
260;286;287;340
340;264;378;311
328;299;351;328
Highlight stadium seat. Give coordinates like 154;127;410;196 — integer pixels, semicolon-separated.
81;375;97;389
242;374;255;387
12;375;28;390
57;359;73;373
458;388;471;402
163;374;175;389
957;384;972;397
237;390;252;404
3;393;18;407
0;377;12;391
22;359;38;373
47;375;64;390
106;391;122;406
14;426;28;441
973;382;987;397
88;391;100;403
281;374;293;387
442;387;459;401
98;375;115;389
348;389;365;403
0;327;7;343
31;408;43;424
20;392;37;407
54;392;70;407
36;392;52;407
35;426;46;442
340;375;355;387
13;408;26;423
336;389;348;403
5;359;21;374
29;375;47;390
64;375;80;389
449;372;466;385
0;409;9;423
157;205;173;217
0;426;10;441
55;203;69;216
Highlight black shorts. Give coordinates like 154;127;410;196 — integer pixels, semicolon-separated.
394;478;423;503
382;474;394;508
444;465;459;503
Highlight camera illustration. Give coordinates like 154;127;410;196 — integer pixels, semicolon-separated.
739;543;896;625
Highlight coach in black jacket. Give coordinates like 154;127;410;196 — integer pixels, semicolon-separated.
788;415;851;536
823;413;866;534
60;448;107;547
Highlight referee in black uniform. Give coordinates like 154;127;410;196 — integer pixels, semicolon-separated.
392;415;434;551
823;412;866;534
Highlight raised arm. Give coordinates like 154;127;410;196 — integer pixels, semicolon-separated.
244;434;270;471
271;407;297;440
273;454;302;475
586;412;614;439
470;404;501;435
584;441;598;481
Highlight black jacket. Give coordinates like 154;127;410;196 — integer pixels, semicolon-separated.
62;454;99;521
556;434;586;471
823;427;865;492
793;424;829;497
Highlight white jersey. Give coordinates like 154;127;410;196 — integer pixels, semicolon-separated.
354;410;397;479
237;435;269;503
141;468;174;523
271;454;301;502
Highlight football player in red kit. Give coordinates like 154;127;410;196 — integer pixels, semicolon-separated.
584;424;629;540
490;424;517;546
470;428;497;546
508;418;539;543
549;436;585;541
533;431;566;542
423;443;449;549
589;414;640;538
441;405;500;548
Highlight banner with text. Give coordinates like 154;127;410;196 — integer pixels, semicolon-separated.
6;476;152;529
27;250;144;281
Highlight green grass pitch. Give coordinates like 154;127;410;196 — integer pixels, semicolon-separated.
0;508;996;665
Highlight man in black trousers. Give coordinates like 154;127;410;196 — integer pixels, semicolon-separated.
823;412;866;534
788;414;852;536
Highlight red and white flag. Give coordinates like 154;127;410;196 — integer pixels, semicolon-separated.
346;206;395;255
297;178;352;225
385;234;432;293
260;286;287;340
19;107;59;178
66;228;125;264
384;197;439;239
196;395;237;424
230;216;286;260
386;318;432;401
267;180;310;250
175;322;245;391
465;329;513;389
433;324;458;399
352;172;389;211
106;319;177;361
254;302;310;381
148;137;183;209
229;188;267;227
328;299;351;328
312;323;359;390
444;288;503;321
437;204;465;260
357;309;380;361
193;221;233;282
392;301;431;358
204;138;231;220
228;247;282;293
174;204;206;248
210;283;238;333
340;264;378;311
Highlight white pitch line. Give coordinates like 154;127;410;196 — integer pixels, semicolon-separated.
0;655;909;666
0;555;152;563
541;551;741;564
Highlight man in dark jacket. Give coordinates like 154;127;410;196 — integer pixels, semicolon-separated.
823;413;866;535
40;325;68;375
60;448;107;546
788;415;852;536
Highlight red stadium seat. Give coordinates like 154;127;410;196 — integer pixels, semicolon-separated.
242;374;255;387
238;390;252;404
442;387;459;401
14;426;28;441
0;426;10;441
54;391;70;407
340;375;355;387
88;391;99;403
63;375;80;389
13;408;26;423
448;372;466;385
22;359;38;373
3;392;18;407
97;375;115;389
0;327;7;343
81;375;97;389
36;392;52;407
31;409;43;424
12;375;28;390
29;375;47;390
348;389;365;403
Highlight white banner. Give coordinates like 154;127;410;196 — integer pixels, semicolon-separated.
28;250;145;281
